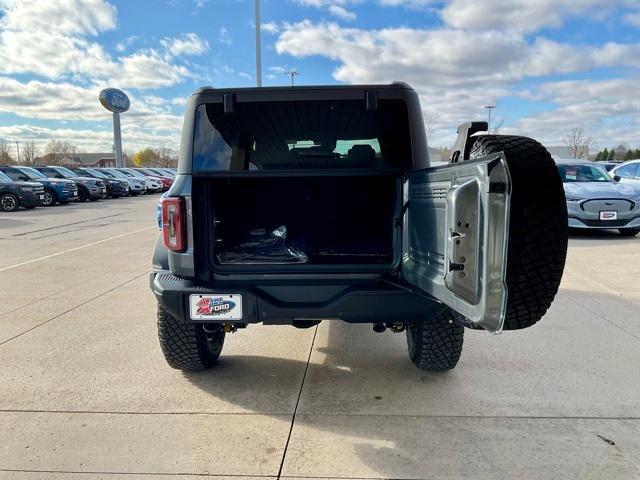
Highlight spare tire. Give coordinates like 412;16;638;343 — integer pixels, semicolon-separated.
469;135;568;330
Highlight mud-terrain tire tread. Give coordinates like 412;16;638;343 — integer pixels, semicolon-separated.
157;304;224;371
470;135;568;330
407;308;464;371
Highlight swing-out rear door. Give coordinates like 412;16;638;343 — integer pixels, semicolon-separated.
403;154;511;332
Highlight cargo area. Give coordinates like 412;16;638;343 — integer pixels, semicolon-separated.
205;175;400;269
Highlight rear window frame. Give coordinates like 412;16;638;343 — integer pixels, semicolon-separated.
181;85;428;175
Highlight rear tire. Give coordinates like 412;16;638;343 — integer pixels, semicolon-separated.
619;228;639;237
407;308;464;371
469;135;568;330
0;193;20;212
157;305;225;371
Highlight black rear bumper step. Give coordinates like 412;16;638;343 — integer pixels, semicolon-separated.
150;270;442;325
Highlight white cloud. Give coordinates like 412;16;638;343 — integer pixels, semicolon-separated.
261;22;280;34
625;10;640;27
293;0;358;21
0;1;212;151
0;0;117;36
218;27;232;45
0;1;207;89
115;35;138;52
269;65;290;74
510;78;640;146
328;5;356;20
440;0;624;34
275;21;640;145
160;32;209;57
0;123;182;153
0;76;184;150
379;0;436;7
0;0;117;79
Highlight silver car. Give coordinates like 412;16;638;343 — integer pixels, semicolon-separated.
557;160;640;236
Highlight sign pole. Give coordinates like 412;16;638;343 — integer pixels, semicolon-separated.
113;112;124;168
99;88;130;167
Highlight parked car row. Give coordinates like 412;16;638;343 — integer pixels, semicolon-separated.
557;159;640;236
0;166;176;212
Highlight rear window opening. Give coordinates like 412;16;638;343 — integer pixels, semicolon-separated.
199;174;401;271
193;99;412;171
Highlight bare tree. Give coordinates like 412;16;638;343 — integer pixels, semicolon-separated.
21;141;40;165
0;139;14;165
491;118;505;134
564;127;593;159
423;111;439;142
429;146;452;164
44;139;78;165
155;146;178;167
613;144;629;161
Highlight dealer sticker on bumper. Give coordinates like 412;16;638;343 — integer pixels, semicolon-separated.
600;211;618;220
189;294;242;320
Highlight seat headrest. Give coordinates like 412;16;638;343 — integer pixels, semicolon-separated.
347;145;375;166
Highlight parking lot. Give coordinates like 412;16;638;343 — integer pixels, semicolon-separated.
0;195;639;479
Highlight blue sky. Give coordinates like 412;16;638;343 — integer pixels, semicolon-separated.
1;0;640;154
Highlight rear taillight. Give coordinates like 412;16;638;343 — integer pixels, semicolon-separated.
161;197;186;252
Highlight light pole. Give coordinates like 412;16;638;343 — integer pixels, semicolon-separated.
285;69;298;86
255;0;262;87
484;105;495;133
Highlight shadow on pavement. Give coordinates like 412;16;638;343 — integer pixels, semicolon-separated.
181;289;640;479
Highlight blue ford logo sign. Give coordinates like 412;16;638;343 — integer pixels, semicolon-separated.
99;88;130;113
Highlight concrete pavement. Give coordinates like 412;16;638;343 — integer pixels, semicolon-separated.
0;196;639;479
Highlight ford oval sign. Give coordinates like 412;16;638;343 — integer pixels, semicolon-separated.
99;88;130;113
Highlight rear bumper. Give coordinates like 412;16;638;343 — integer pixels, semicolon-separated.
150;270;442;325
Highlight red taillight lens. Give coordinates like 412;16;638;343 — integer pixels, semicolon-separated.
161;197;186;252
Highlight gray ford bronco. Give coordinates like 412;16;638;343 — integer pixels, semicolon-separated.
150;83;568;371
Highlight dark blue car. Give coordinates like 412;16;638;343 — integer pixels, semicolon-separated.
35;166;107;202
0;166;78;206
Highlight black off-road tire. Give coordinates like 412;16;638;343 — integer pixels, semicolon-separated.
407;308;464;371
157;305;225;371
619;228;639;237
0;193;20;212
469;135;568;330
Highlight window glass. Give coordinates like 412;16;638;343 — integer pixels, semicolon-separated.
558;164;612;183
193;99;411;171
0;171;13;182
56;167;77;178
18;167;47;179
616;163;639;178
